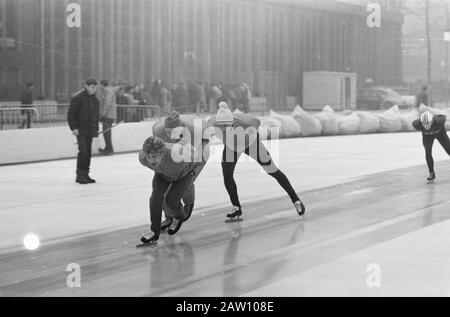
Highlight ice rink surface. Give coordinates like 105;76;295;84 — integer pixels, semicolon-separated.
1;132;450;296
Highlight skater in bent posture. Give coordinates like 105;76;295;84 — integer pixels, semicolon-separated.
208;102;305;221
413;111;450;182
138;136;207;245
152;111;210;230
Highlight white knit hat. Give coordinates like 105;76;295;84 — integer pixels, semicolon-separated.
216;102;234;125
421;111;433;126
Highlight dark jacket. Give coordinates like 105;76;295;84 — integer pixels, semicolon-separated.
412;115;447;137
20;89;33;105
67;89;100;135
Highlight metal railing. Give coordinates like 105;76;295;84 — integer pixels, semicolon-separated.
0;104;162;130
0;107;39;130
116;105;161;123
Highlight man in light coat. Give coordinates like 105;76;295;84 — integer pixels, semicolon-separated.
98;80;117;155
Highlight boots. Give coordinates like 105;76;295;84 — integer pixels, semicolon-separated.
76;170;96;184
85;174;96;183
76;170;90;184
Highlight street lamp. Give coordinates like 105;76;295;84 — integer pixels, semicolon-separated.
444;30;450;107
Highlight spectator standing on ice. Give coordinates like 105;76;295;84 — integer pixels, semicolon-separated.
98;80;117;155
67;78;100;185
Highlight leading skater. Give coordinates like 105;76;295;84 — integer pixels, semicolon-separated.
413;111;450;182
152;110;210;230
138;136;207;245
208;102;305;221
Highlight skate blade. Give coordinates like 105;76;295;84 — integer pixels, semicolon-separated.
136;241;158;248
427;180;435;184
225;217;243;223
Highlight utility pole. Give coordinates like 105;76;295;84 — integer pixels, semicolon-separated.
426;0;432;85
40;0;46;98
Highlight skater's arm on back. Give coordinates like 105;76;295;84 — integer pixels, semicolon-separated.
433;115;447;127
167;140;197;160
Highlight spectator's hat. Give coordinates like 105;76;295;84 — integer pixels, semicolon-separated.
165;111;183;128
216;102;234;126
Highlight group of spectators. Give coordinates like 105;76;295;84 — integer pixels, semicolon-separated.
16;79;253;129
112;79;252;118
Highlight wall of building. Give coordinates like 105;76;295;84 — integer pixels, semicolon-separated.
0;0;403;109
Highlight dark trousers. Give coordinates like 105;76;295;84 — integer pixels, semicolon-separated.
221;138;300;208
150;172;194;237
20;109;32;129
423;132;450;173
101;119;114;152
76;134;93;174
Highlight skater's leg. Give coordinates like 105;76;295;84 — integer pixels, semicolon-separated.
181;184;195;221
163;182;195;221
165;174;195;234
245;138;300;203
182;184;195;206
161;184;176;230
165;174;195;221
423;136;435;173
221;147;242;208
162;184;174;218
150;174;171;237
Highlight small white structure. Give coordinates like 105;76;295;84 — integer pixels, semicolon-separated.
303;71;357;111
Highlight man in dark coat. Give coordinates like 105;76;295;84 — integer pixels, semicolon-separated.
20;83;34;129
67;78;100;184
